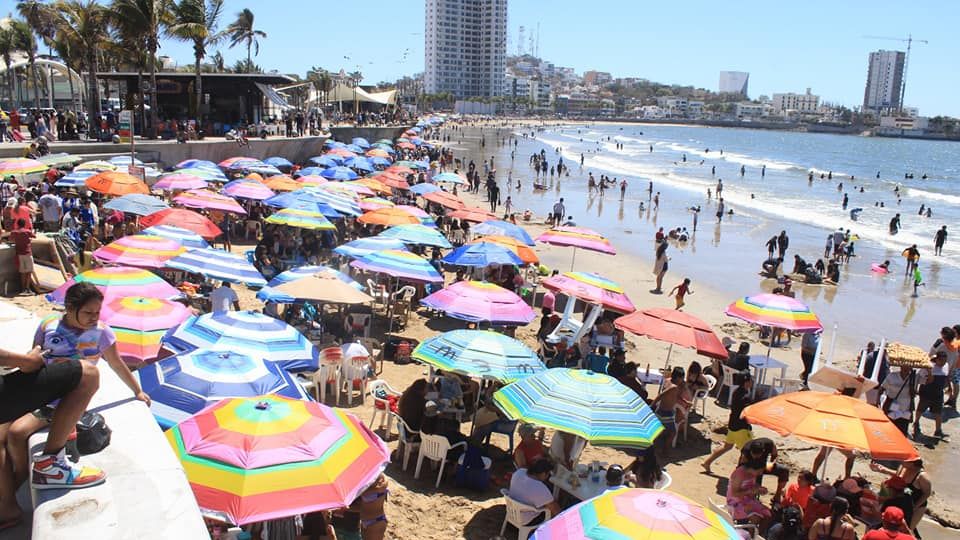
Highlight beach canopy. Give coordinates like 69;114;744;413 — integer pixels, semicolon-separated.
412;329;544;383
420;281;536;326
472;220;536;246
54;170;96;188
74;160;117;172
175;189;246;214
742;391;919;460
264;190;342;218
358;197;395;212
101;296;192;367
141;208;222;239
442;242;524;268
103;194;169;216
264;176;301;192
308;155;342;168
470;235;538;264
139;351;313;430
377;224;451;248
165;395;389;525
165;248;266;287
531;488;740;540
536;226;616;255
432;172;468;184
154;173;209;191
350;250;443;283
542;272;636;314
725;293;822;332
271;274;374;305
264;208;336;231
320;166;359;181
142;225;210;249
177;159;218;169
257;265;363;304
85;171;149;196
93;234;186;268
409;183;441;195
614;308;728;360
161;310;319;373
493;368;663;448
46;266;181;306
263;157;293;168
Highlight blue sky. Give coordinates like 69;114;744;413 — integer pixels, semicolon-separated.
3;0;957;116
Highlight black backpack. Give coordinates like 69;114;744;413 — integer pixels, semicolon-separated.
76;411;112;455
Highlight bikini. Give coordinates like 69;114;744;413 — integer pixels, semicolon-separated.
359;489;390;528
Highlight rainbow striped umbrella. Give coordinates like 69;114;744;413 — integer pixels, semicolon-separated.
420;281;535;325
174;189;246;214
218;156;262;169
46;266;181;306
142;225;210;249
100;296;192;366
350;249;443;283
537;226;616;270
177;159;218;169
493;369;663;448
161;310;318;372
256;265;363;304
166;395;389;525
412;329;544;383
333;237;408;259
542;272;636;314
296;175;328;187
725;293;822;333
301;187;362;216
265;208;336;230
165;248;266;287
320;183;366;199
223;179;275;200
0;157;48;175
93;234;187;268
154;173;209;191
140;351;313;429
531;489;740;540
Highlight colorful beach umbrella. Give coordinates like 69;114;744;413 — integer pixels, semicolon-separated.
175;189;246;214
38;153;82;168
320;166;359;181
542;272;636;314
223;179;275;200
409;183;441;195
142;225;211;249
140;351;313;429
447;206;497;223
154;173;209;191
432;172;468;185
141;208;222;239
301;187;362;217
493;368;663;448
102;193;169;216
54;170;97;188
324;182;371;198
472;220;536;246
46;266;181;306
351;137;371;149
265;208;336;230
742;392;919;460
166;395;389;525
177;159;219;170
377;224;452;248
296;175;328;187
343;156;374;172
109;156;143;166
358;197;395;211
264;176;301;192
442;242;524;267
333;237;408;259
218;156;261;169
74;160;117;172
270;274;374;305
165;248;266;287
614;308;728;361
358;207;422;226
420;281;536;325
0;158;48;175
86;171;150;196
471;235;538;264
307;156;342;168
537;226;616;255
172;166;227;182
256;265;363;304
263;157;293;169
422;190;464;209
352;178;392;195
350;250;443;283
412;329;544;383
161;310;318;372
365;148;390;158
725;293;823;333
93;234;187;268
100;296;192;366
531;488;740;540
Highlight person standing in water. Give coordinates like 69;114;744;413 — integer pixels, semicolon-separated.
716;179;723;197
716;198;725;223
620;179;627;201
889;213;901;235
934;226;947;256
739;165;745;177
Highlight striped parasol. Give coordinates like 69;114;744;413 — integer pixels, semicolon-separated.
102;193;170;216
0;158;48;175
256;265;363;304
725;293;822;332
333;237;408;259
171;166;227;182
321;182;369;198
177;159;219;169
442;242;524;267
536;226;616;254
358;197;395;211
264;208;336;230
141;208;222;239
542;272;636;314
222;179;275;200
142;225;210;249
74;160;117;172
154;173;209;191
85;171;150;196
300;187;362;216
377;224;452;248
420;281;536;325
174;189;246;214
422;190;464;209
46;266;181;306
100;296;192;367
471;235;539;264
432;172;468;185
351;249;444;283
320;166;359;181
264;175;301;192
471;220;536;246
54;170;97;188
412;330;545;383
161;310;319;372
165;395;389;525
93;234;187;268
165;248;266;287
493;368;663;448
140;351;313;429
296;175;328;187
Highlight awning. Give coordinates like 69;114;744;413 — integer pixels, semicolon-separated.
255;82;294;110
320;83;396;105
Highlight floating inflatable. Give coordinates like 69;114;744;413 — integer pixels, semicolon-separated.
871;263;889;274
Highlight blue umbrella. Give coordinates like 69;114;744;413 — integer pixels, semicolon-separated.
247;165;283;177
303;188;362;216
334;237;409;259
256;265;364;303
308;155;342;168
378;224;452;248
371;143;396;154
410;183;441;195
264;156;293;169
142;225;210;249
343;157;374;172
264;190;343;218
103;194;170;216
324;140;346;149
138;350;313;429
160;310;319;373
109;155;144;166
177;159;218;169
433;172;467;185
224;158;266;170
442;242;523;267
55;170;96;188
164;248;267;287
412;330;545;383
171;167;227;182
369;156;392;168
345;144;364;154
296;167;327;177
351;137;371;149
319;166;359;181
471;220;536;246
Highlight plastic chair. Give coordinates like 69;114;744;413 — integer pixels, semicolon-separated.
312;362;340;404
718;365;741;406
671;403;686;448
770;376;804;396
367;279;390;313
482;419;518;454
691;374;717;418
414;433;468;488
392;413;420;471
367;379;401;436
358;337;383;374
339;355;370;406
500;488;553;540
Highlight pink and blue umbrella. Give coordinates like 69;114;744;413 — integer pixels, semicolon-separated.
142;225;210;249
412;329;544;383
350;250;444;283
223;179;275;200
334;237;409;259
420;281;536;325
308;156;342;168
377;224;452;248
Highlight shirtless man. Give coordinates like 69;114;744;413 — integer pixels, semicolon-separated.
650;367;687;451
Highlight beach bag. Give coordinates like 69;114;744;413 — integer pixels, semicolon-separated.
454;445;490;491
76;411;111;455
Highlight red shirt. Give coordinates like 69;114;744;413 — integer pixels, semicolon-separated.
513;439;546;467
863;529;915;540
10;228;33;255
783;483;813;510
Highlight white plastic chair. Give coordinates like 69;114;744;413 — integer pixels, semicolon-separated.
340;356;370;405
414;433;467;488
770;376;804;396
500;488;553;540
392;413;420;471
367;279;390;312
367;379;401;436
692;374;716;418
312;363;340;404
718;365;741;406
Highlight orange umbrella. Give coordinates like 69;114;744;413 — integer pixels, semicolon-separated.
265;175;301;192
742;391;919;460
85;171;149;196
472;235;539;264
354;178;391;195
245;172;265;183
327;148;356;158
448;206;496;223
365;148;391;158
380;176;410;190
357;207;422;226
423;190;464;209
385;165;414;176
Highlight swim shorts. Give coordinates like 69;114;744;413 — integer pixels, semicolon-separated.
0;360;83;423
725;428;754;449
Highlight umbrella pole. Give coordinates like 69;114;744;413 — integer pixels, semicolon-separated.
570;247;577;271
469;378;484;437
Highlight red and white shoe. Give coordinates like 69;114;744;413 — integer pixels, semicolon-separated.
31;449;106;490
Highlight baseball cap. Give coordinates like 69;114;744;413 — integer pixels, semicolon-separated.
882;506;904;524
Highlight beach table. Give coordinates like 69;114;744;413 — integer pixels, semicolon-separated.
552;464;671;501
636;370;664;386
748;355;788;397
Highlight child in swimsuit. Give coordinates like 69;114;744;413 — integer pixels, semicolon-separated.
353;474;389;540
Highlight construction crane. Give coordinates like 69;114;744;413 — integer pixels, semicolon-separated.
863;35;929;113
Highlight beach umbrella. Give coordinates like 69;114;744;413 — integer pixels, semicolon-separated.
165;395;389;525
332;182;375;197
742;392;919;460
725;293;823;333
358;207;422;226
175;189;246;214
345;144;364;154
365;148;390;158
222;179;275;200
38;153;82;168
265;208;336;231
161;310;318;372
385;165;414;175
377;224;452;248
615;308;728;363
374;139;393;146
409;183;441;195
352;178;392;196
334;237;408;259
141;208;222;239
247;165;283;177
420;281;536;326
396;141;416;150
377;175;410;190
327;148;357;158
324;140;346;148
103;193;169;216
358;197;395;211
531;488;740;540
542;272;636;314
93;234;187;268
46;266;181;306
433;172;468;185
315;184;360;201
493;368;663;448
142;225;210;249
263;157;293;169
296;189;360;217
472;219;536;246
154;173;208;191
351;137;370;149
0;158;50;176
85;171;149;196
307;156;342;168
412;330;544;383
139;351;313;429
177;159;218;169
54;170;97;188
394;205;436;227
319;166;359;181
74;160;117;172
422;190;464;209
442;242;524;267
470;235;538;264
343;157;374;172
109;155;143;166
270;273;374;305
256;265;363;304
351;250;443;283
368;156;391;168
447;206;497;223
296;175;328;187
263;194;341;219
218;156;261;168
100;296;192;367
165;248;266;287
537;226;616;270
398;160;427;171
264;176;301;192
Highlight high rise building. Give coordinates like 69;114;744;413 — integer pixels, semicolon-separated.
719;71;749;97
862;50;905;113
424;0;508;99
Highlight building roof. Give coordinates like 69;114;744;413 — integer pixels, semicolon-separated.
96;71;295;85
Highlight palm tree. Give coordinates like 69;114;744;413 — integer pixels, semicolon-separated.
210;50;224;71
52;0;110;138
50;30;79;112
18;1;58;109
167;0;223;127
0;25;17;109
225;8;265;72
9;20;40;110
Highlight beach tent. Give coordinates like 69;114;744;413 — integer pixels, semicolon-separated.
320;83;397;106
